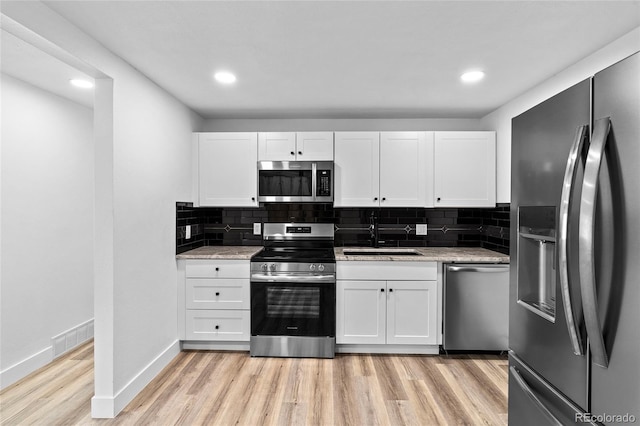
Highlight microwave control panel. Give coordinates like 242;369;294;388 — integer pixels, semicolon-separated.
317;170;332;197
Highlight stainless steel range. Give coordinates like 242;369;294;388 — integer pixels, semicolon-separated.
250;223;336;358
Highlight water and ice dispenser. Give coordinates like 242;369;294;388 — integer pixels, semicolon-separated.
517;206;557;322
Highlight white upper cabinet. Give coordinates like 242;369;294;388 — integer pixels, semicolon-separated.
258;132;333;161
257;132;296;161
380;131;433;207
197;132;258;207
434;131;496;207
334;132;380;207
295;132;334;161
334;131;433;207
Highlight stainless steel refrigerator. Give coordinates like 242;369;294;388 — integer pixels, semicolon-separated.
509;52;639;425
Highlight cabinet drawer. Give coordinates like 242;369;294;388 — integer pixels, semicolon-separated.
185;310;250;341
186;278;249;310
185;260;249;278
337;261;437;281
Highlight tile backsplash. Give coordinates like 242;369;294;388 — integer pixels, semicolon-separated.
176;202;510;255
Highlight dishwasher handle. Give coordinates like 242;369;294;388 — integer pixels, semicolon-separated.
446;265;509;273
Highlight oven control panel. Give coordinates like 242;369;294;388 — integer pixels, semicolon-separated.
251;262;336;280
286;226;311;233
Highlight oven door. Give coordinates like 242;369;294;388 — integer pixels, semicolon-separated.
251;280;336;337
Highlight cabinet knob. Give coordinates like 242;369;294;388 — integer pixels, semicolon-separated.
215;325;219;330
251;197;256;201
437;197;441;202
298;151;302;155
389;288;394;292
381;288;385;292
215;267;220;271
290;151;295;155
215;292;220;296
382;197;386;201
374;197;378;201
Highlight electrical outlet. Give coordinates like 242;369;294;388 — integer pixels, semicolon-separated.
253;223;262;235
185;225;191;239
416;224;428;235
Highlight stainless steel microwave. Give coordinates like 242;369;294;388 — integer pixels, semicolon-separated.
257;161;333;203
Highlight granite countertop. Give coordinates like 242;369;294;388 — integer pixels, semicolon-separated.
175;246;262;260
177;245;509;263
334;247;509;263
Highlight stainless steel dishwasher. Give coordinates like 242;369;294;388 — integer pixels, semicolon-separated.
443;263;509;351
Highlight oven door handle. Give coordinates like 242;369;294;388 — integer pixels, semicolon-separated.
251;274;336;283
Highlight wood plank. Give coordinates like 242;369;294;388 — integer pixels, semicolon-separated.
372;355;408;401
0;342;508;426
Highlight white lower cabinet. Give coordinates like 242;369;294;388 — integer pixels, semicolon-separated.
386;281;438;345
185;310;250;341
337;280;386;344
336;261;439;348
181;260;250;342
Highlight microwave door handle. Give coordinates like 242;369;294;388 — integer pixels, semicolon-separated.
311;162;317;201
558;124;588;356
579;117;611;369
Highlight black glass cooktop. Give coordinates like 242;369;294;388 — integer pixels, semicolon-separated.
251;247;335;263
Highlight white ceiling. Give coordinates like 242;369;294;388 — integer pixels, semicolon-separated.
7;1;640;118
1;29;95;108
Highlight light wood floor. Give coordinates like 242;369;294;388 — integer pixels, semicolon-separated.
0;340;508;425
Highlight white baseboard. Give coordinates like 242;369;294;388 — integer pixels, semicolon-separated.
337;344;440;355
0;346;52;390
52;319;94;359
0;318;95;390
91;339;181;418
181;341;250;351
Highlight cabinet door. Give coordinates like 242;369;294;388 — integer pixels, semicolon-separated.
386;281;438;345
379;131;433;207
336;280;386;344
198;133;258;207
334;132;380;207
185;310;250;341
257;132;296;161
296;132;334;161
434;131;496;207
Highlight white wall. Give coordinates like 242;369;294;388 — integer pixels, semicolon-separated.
201;117;482;132
2;2;203;417
481;27;640;203
0;74;94;388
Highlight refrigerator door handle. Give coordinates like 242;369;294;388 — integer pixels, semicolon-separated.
509;366;563;426
558;125;588;356
579;117;611;368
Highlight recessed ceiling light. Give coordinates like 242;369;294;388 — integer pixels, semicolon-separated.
460;70;485;83
214;71;237;84
70;79;94;89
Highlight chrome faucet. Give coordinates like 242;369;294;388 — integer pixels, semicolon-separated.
370;211;380;248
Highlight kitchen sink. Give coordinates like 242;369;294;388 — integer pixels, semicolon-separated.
342;248;423;256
